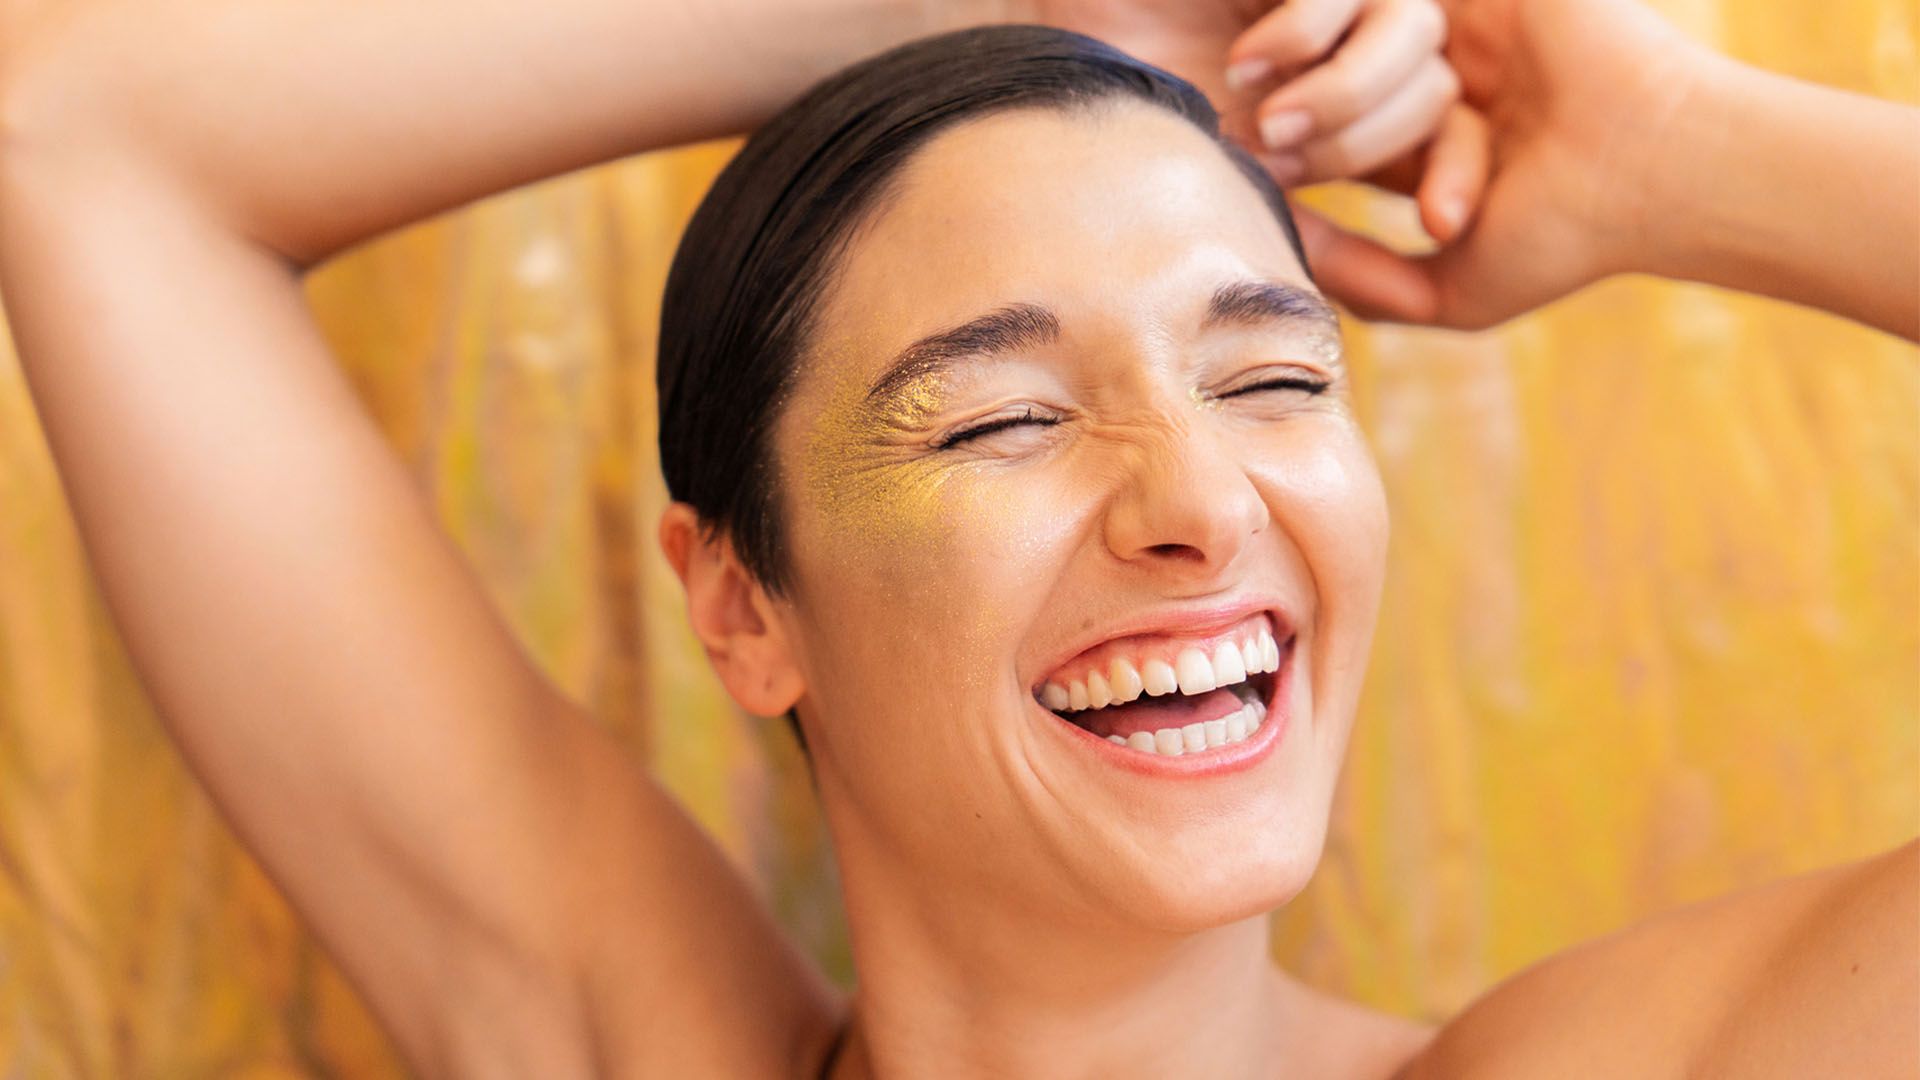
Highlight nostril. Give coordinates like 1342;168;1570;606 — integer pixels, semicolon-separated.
1145;542;1205;561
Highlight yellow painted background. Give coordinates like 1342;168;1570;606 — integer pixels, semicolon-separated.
1;2;1916;1074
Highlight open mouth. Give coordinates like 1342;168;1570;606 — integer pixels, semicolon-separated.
1033;617;1286;757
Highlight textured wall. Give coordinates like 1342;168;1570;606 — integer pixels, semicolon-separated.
1;3;1916;1074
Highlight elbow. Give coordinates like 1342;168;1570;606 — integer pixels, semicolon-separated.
0;58;72;211
0;47;65;171
1;13;307;268
0;14;148;181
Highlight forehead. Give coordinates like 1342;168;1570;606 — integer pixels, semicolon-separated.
809;101;1315;371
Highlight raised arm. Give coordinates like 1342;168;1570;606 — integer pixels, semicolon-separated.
0;1;1001;1074
1295;0;1920;340
2;0;993;267
0;0;1474;1072
1631;53;1920;341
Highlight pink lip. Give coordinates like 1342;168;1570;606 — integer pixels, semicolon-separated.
1041;636;1296;779
1027;597;1296;693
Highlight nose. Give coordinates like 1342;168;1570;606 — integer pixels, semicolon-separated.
1101;414;1270;576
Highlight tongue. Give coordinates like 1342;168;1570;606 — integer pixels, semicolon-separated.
1070;686;1246;739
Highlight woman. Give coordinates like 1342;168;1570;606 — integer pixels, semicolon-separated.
1;2;1912;1079
653;27;1412;1077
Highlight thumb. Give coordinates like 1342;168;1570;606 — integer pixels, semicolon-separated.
1415;104;1490;244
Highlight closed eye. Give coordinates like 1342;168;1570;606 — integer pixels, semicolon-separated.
933;406;1059;449
1218;373;1331;398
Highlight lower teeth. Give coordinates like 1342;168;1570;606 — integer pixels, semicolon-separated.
1103;698;1268;756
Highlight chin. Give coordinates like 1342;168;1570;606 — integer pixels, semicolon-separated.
1106;813;1333;935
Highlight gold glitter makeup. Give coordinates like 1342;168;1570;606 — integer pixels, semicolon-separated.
796;352;975;551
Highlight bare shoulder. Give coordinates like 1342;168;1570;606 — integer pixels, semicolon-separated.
1398;839;1919;1080
1698;838;1920;1077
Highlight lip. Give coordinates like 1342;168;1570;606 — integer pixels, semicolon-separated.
1040;634;1295;779
1026;597;1296;694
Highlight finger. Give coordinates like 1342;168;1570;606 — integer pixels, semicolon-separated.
1361;150;1427;197
1253;144;1421;198
1225;0;1368;91
1271;55;1459;184
1292;207;1441;323
1414;104;1490;243
1254;0;1447;152
1308;105;1484;207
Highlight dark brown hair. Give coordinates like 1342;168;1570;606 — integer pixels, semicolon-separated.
658;24;1308;591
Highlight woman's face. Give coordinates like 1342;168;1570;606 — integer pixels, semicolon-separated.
767;101;1388;933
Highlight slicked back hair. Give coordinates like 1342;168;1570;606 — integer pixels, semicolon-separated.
657;24;1310;594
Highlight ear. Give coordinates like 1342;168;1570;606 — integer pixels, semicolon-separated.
659;502;806;717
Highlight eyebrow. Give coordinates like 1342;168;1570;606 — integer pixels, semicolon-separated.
864;302;1061;406
862;280;1337;407
1201;279;1339;332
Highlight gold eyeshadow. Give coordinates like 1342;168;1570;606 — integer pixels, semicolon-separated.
793;318;1349;551
797;358;976;547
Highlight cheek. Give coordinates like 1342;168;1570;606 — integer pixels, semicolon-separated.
1255;420;1388;733
785;460;1093;843
789;459;1086;717
1269;430;1388;594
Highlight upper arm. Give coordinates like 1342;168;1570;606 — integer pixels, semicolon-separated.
1;46;833;1078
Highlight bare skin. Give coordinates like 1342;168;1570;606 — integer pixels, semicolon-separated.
0;1;1912;1079
1296;0;1920;339
1402;840;1920;1079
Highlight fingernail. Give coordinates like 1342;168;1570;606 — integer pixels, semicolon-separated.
1263;152;1306;186
1259;109;1313;150
1439;195;1468;237
1224;58;1274;93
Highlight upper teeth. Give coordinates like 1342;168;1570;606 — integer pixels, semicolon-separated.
1040;628;1281;713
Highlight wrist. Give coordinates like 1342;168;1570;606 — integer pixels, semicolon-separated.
1593;32;1735;281
935;0;1040;29
876;0;1033;40
711;0;1020;97
1613;53;1920;336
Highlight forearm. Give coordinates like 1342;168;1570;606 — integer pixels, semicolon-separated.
3;0;1019;265
1635;54;1920;340
1;5;980;1064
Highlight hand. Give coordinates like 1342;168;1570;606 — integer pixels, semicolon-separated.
1297;0;1714;328
1036;0;1470;195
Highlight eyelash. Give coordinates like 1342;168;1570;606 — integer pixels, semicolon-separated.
934;406;1058;449
1219;373;1331;398
932;374;1328;450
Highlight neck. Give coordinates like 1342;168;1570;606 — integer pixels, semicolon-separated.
829;833;1302;1079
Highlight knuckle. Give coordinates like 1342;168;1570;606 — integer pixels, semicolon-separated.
1412;0;1449;50
1318;73;1367;124
1264;6;1345;63
1303;17;1348;58
1262;23;1321;64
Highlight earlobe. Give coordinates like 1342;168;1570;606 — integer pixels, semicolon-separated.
713;565;808;718
737;587;807;716
657;503;806;717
